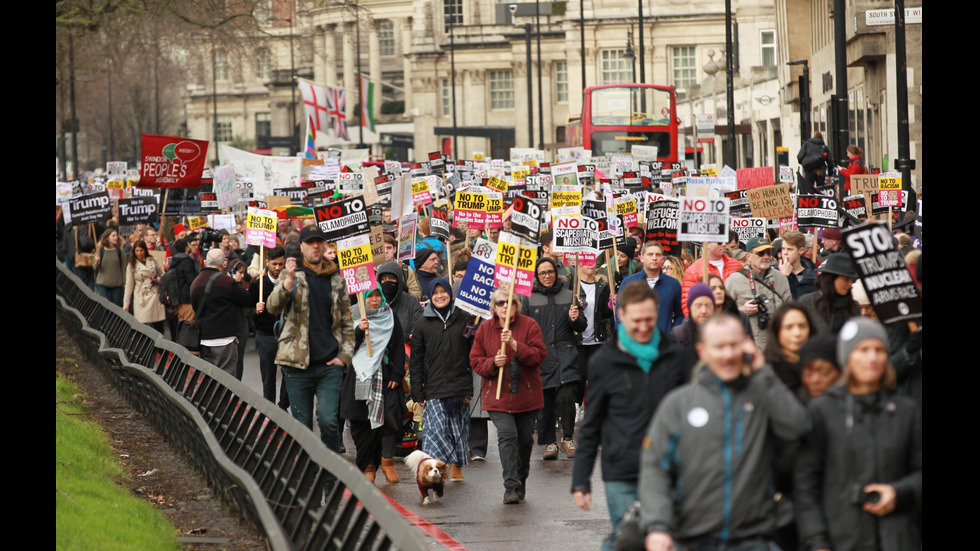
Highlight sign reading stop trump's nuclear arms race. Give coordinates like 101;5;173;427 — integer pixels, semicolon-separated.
844;223;921;325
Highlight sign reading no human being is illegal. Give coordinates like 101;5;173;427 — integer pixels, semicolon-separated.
843;222;921;324
678;196;730;242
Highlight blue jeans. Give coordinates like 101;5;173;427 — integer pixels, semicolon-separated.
602;480;638;551
283;363;343;453
96;284;124;307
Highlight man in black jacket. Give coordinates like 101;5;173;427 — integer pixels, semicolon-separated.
571;281;685;551
190;248;252;377
250;246;289;408
521;256;587;460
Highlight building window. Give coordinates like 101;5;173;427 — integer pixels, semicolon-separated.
215;115;233;142
600;49;632;84
215;50;229;81
761;30;776;67
444;0;462;26
256;113;271;146
490;70;514;109
555;61;568;103
441;78;451;116
379;20;395;56
255;48;273;80
671;46;697;90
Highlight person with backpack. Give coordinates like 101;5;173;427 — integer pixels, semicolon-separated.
159;238;200;339
797;132;835;195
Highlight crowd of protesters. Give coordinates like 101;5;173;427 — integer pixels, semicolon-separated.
56;165;921;551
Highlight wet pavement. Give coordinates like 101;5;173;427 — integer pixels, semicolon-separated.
239;338;611;550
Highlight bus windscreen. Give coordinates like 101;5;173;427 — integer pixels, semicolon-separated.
590;87;673;127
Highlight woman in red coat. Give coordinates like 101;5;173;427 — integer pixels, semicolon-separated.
839;145;867;192
470;288;548;504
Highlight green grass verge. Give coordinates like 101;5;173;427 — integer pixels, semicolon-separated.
56;373;181;551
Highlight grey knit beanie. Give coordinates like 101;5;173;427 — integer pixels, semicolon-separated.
837;317;888;368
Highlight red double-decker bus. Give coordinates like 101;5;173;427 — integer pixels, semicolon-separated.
565;83;679;162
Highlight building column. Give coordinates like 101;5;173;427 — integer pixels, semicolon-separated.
342;22;356;112
401;18;414;114
324;24;337;87
369;20;382;125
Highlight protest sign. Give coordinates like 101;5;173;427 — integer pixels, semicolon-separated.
374;173;395;196
187;216;209;231
645;199;679;253
455;238;497;319
314;196;370;242
397;213;418;262
844;222;922;324
735;166;774;190
550;186;582;217
796;195;839;229
576;164;596;187
67;192;113;226
426;174;446;201
200;190;219;213
632;145;658;161
56;182;73;204
870;190;908;216
615;195;638;228
245;207;278;248
725;189;751;214
117;196;159;226
678;197;730;242
747;184;794;220
850;173;878;195
384;160;402;175
523;175;550;201
779;166;794;183
411;177;433;205
550;161;577;182
389;175;415;220
273;187;308;205
842;194;869;221
337;233;378;295
509;195;542;243
337;172;364;195
730;217;766;246
213;164;238;210
687;176;737;197
430;205;450;240
486;176;508;195
454;189;487;226
914;199;922;241
493;231;521;289
513;241;537;297
369;226;386;268
486;193;504;229
552;215;596;254
106;180;126;201
138;135;210;188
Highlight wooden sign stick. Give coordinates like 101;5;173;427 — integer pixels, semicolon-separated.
496;265;519;400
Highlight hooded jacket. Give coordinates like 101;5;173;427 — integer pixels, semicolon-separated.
169;252;200;305
786;256;819;300
409;279;475;402
572;273;613;344
520;257;588;389
794;386;921;551
267;257;355;369
375;261;423;339
571;328;686;493
681;255;744;317
638;363;811;542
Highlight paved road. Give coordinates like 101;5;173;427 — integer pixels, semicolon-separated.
238;337;612;551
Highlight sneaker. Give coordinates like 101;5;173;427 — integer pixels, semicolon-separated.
503;488;520;504
471;454;486;462
560;439;578;458
543;442;559;460
517;481;526;501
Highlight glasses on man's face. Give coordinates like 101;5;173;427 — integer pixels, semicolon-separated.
756;250;772;257
538;270;556;276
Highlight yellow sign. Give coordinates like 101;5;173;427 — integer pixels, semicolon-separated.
411;179;430;195
188;216;209;230
496;240;518;268
516;245;536;270
878;176;901;191
107;180;125;189
616;199;637;216
487;176;508;194
512;169;530;182
126;178;140;188
338;241;372;270
551;191;582;210
487;196;503;215
521;160;538;168
473;152;485;161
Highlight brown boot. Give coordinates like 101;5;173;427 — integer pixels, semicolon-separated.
450;463;463;481
364;465;377;483
381;458;400;484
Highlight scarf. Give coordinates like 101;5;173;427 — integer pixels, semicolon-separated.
617;324;662;374
352;292;394;430
829;292;853;333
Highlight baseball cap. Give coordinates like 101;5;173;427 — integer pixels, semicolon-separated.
746;237;775;254
299;226;326;243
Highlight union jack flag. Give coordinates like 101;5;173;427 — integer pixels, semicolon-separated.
326;85;350;141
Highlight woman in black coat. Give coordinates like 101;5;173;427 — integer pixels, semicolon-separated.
342;288;408;484
794;318;921;551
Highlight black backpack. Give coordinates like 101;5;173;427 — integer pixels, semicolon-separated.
157;267;183;308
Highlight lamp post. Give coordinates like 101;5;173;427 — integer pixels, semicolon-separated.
892;0;915;212
211;32;218;165
724;0;736;167
535;0;543;150
637;0;644;83
525;23;533;147
624;29;636;81
787;60;811;145
106;58;114;162
580;0;586;106
355;2;365;149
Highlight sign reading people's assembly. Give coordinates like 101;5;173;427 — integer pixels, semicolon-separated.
137;134;210;188
67;192;113;225
314;196;370;242
843;222;922;324
117;196;159;226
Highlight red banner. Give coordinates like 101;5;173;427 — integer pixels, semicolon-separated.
137;134;210;188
